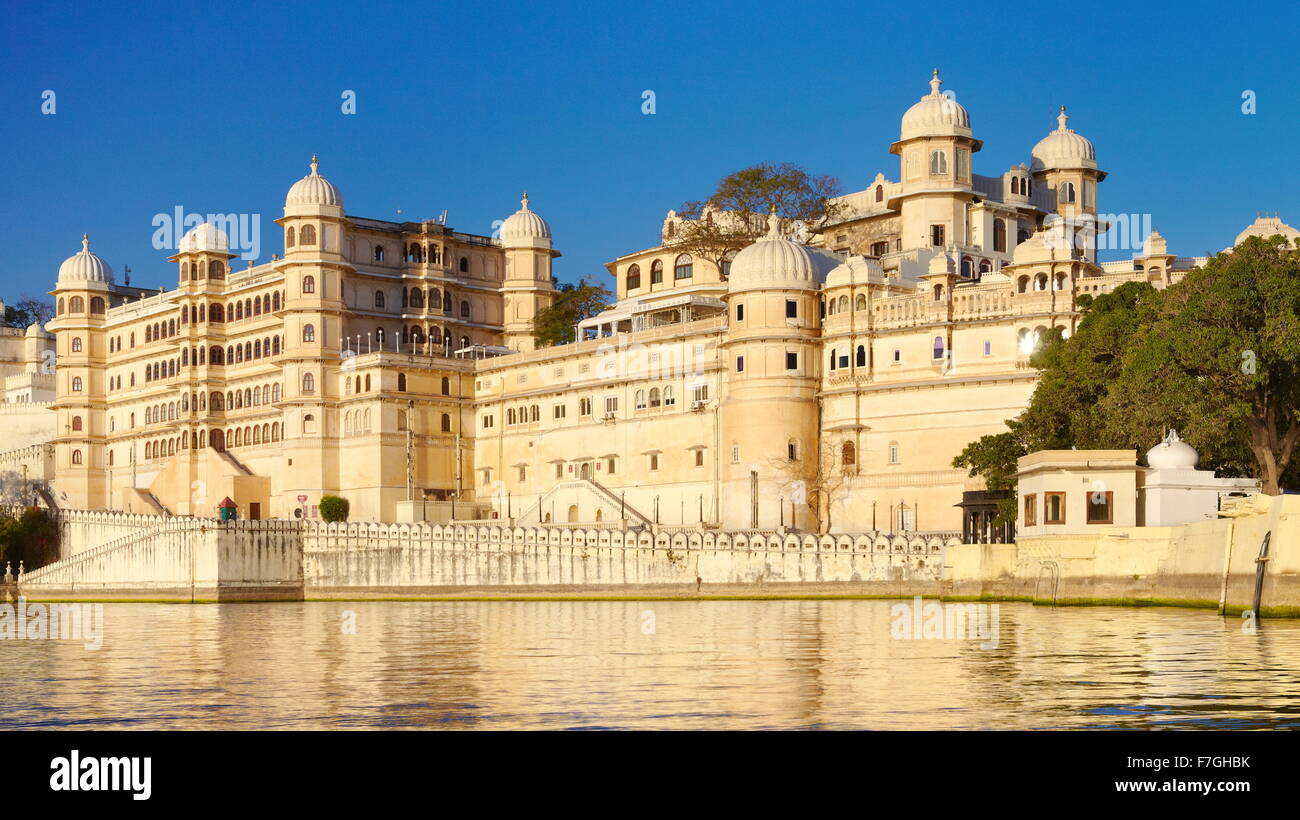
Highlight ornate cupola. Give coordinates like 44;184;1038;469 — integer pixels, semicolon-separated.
500;192;558;352
1030;106;1106;260
171;221;235;287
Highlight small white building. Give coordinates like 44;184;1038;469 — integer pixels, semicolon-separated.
1016;431;1259;537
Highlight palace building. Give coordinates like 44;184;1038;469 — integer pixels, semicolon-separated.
45;71;1258;531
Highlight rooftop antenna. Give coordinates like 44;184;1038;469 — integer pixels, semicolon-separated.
122;264;131;287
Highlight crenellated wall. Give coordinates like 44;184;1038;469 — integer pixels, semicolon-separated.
17;508;956;600
302;522;952;594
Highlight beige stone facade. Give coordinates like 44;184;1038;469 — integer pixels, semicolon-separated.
46;72;1266;532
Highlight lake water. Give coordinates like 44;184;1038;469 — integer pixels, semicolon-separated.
2;600;1298;730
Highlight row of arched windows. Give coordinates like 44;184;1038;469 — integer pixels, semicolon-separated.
284;225;317;247
179;259;226;280
56;296;105;316
1016;272;1069;293
632;386;676;410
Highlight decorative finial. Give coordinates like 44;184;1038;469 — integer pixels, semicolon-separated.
81;233;89;253
310;154;319;174
521;191;530;210
930;69;941;95
766;205;780;238
1057;106;1069;131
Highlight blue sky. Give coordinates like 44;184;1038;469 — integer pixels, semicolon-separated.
0;0;1293;299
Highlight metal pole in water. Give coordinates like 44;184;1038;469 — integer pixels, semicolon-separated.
1252;531;1272;621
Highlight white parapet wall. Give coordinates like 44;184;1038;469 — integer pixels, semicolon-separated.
16;508;961;600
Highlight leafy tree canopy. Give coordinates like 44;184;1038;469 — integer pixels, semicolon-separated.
532;276;613;347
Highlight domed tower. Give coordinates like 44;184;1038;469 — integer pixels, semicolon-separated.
278;156;346;507
891;70;980;254
499;193;558;352
172;221;234;288
1031;107;1106;260
719;211;832;531
48;234;114;509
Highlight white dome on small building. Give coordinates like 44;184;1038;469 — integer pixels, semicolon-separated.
728;211;838;293
1031;107;1097;172
25;322;44;338
1147;429;1199;470
57;234;114;285
285;155;343;209
900;70;972;141
1233;214;1300;247
179;221;230;253
500;193;553;249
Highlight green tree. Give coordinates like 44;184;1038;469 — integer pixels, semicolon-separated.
668;162;846;274
318;495;350;523
532;275;613;347
1104;236;1300;493
3;295;54;329
0;508;60;571
954;237;1300;501
951;423;1028;525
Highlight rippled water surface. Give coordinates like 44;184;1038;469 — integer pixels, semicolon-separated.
2;600;1298;729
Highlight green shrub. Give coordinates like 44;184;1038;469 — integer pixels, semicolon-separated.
318;495;350;523
0;507;60;571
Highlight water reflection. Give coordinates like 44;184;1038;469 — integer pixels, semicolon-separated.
1;601;1297;730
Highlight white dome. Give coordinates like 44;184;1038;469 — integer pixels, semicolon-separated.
900;70;971;141
1147;429;1199;470
1233;214;1300;247
1031;107;1096;172
179;221;230;253
25;323;44;338
57;234;114;285
500;193;552;249
728;212;837;293
285;155;343;208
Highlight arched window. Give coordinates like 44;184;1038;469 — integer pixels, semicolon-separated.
440;376;449;395
300;224;317;245
961;257;973;277
933;284;944;301
929;150;948;175
626;264;642;291
72;449;83;465
72;415;83;431
302;373;315;392
635;389;647;410
1017;275;1030;293
90;297;104;314
374;290;385;308
649;387;661;408
272;292;280;312
933;335;946;360
842;441;856;467
1058;182;1076;204
651;260;664;284
979;259;993;275
286;226;296;247
1035;273;1049;291
374;245;385;262
720;249;737;279
856;345;866;367
674;254;693;280
441;413;451;432
302;275;315;294
71;337;82;353
398;373;407;392
460;300;470;319
411;288;424;309
459;257;469;273
57;298;65;315
71;376;83;392
69;296;84;313
303;324;315;342
875;184;883;202
993;219;1007;253
210;260;225;279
